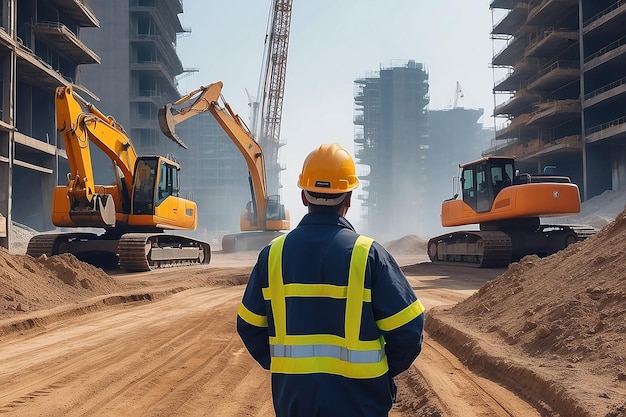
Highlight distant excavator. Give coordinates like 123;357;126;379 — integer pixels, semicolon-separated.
427;156;597;267
158;81;290;252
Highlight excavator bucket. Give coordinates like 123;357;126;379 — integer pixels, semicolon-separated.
158;104;188;149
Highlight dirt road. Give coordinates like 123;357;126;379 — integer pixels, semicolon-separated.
0;252;543;416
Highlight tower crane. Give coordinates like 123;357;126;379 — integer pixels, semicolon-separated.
253;0;293;196
453;81;464;109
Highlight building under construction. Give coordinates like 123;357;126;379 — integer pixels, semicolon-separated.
353;61;430;241
353;60;492;240
488;0;626;200
78;0;185;176
0;0;100;250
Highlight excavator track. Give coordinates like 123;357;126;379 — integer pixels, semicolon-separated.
428;224;598;268
427;231;512;268
221;231;284;253
27;232;211;272
118;233;211;272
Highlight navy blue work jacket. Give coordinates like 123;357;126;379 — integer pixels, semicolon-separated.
237;212;425;417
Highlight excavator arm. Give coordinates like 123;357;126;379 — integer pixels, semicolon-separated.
55;85;141;227
158;81;274;230
56;86;138;204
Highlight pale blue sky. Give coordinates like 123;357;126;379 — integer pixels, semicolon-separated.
176;0;499;229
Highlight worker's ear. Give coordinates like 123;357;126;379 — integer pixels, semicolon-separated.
301;190;309;206
338;192;352;216
344;191;352;208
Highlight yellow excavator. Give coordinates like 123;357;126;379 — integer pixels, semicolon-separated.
158;81;290;252
427;156;597;267
26;85;211;271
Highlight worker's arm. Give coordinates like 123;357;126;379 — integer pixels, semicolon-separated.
371;243;425;377
236;249;271;369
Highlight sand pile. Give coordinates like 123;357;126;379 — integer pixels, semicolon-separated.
384;234;427;256
449;208;626;363
430;206;626;416
0;248;125;317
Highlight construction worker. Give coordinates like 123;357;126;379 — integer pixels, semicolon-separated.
237;143;425;417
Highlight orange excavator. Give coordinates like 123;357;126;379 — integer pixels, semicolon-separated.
427;156;597;267
26;86;211;271
158;81;290;252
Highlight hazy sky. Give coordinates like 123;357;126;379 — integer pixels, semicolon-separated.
175;0;498;229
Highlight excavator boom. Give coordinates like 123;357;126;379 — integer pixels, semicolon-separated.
158;81;290;251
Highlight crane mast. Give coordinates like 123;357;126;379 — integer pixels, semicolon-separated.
256;0;293;196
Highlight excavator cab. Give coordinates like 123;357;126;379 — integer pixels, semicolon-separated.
460;157;515;214
129;156;196;230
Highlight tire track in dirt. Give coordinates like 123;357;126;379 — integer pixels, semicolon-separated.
410;336;541;417
0;287;273;416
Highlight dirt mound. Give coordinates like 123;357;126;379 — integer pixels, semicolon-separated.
434;207;626;416
0;248;125;317
384;234;427;256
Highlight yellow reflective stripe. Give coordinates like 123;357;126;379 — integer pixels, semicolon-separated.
270;356;388;379
270;334;383;350
262;284;372;301
376;299;425;332
237;303;268;327
345;235;374;349
268;234;288;342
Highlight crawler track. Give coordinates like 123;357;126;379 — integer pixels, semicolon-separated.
26;232;211;271
427;224;597;268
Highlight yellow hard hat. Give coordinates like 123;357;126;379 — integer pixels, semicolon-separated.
298;143;359;193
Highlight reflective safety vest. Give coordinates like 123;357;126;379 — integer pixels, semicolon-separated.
264;234;389;379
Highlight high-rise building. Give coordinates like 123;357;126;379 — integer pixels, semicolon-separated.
0;0;100;249
488;0;626;200
79;0;184;177
353;60;430;241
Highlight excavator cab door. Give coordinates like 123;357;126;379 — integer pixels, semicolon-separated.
132;158;158;215
461;158;515;214
461;162;492;213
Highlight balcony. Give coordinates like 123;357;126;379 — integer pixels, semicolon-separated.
490;0;519;9
525;28;578;58
586;116;626;144
130;61;178;94
131;33;183;74
131;90;168;108
495;112;535;140
527;99;580;125
583;1;626;36
31;22;100;65
584;35;626;74
527;0;578;27
527;60;579;91
130;3;184;34
493;57;543;92
494;88;541;115
48;0;99;27
489;134;582;160
492;35;528;67
492;3;529;35
15;43;72;91
584;76;626;109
